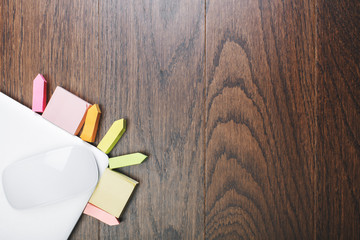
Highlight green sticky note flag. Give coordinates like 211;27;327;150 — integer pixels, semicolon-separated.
89;168;138;218
109;153;148;169
97;119;126;154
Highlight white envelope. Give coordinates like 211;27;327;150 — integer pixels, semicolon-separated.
0;92;108;240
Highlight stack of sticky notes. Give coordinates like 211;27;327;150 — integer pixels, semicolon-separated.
42;86;91;135
83;118;148;225
32;75;148;226
88;169;138;217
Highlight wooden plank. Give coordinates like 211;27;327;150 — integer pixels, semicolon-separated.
0;1;4;92
205;0;316;239
316;1;360;239
98;0;205;239
0;1;99;239
0;0;100;107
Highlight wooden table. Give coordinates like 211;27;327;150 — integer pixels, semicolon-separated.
1;0;359;239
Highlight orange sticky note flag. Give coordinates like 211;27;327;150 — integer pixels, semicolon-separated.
83;203;120;226
80;104;101;142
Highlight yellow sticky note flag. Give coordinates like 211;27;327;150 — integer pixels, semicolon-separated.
80;104;101;142
109;153;148;169
89;168;138;218
97;119;126;154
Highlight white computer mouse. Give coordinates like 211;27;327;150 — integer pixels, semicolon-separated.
2;146;99;210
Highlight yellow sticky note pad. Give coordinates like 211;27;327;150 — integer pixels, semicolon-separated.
97;119;126;154
89;168;138;218
80;104;101;142
109;153;148;169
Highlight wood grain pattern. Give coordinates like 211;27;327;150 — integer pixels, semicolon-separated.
0;0;99;105
0;0;359;239
0;1;100;239
98;0;205;239
316;1;360;239
205;0;316;239
0;2;4;91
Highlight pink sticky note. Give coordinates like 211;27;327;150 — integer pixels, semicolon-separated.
83;203;120;226
32;74;47;113
42;86;91;135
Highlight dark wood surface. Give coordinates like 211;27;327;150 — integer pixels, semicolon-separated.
96;0;204;239
316;1;360;239
205;0;316;239
0;0;358;239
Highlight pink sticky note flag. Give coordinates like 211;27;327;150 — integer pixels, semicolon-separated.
42;86;91;135
83;203;120;226
32;74;47;113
